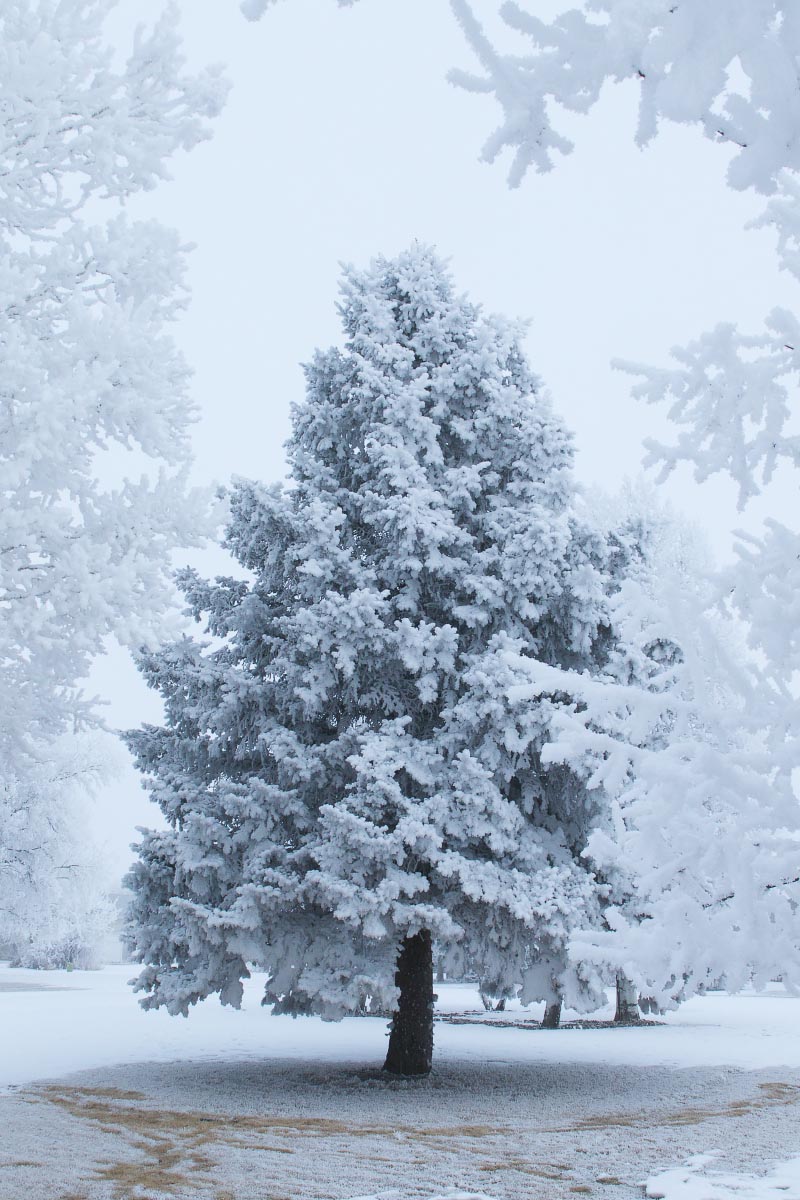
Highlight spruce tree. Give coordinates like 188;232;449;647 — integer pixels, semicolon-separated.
126;246;612;1074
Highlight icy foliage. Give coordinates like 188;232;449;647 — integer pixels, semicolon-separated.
0;1;225;771
449;0;800;193
0;1;225;948
126;247;618;1021
621;317;800;511
0;733;120;967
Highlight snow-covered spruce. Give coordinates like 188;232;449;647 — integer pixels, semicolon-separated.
0;2;225;954
126;246;617;1074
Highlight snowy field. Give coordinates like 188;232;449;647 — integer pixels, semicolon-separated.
2;966;800;1200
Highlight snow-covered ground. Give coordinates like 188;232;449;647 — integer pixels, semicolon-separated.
4;967;800;1091
647;1156;800;1200
2;965;799;1199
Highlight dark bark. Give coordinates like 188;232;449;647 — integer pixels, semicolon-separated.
383;930;434;1076
479;991;506;1011
614;974;641;1023
541;999;562;1028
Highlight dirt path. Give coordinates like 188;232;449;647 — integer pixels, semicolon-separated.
2;1059;799;1200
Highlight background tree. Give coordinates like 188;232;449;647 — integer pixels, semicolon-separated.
126;245;617;1074
1;733;121;969
506;488;799;1006
0;1;225;948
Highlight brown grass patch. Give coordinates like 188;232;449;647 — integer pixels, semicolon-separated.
480;1158;571;1180
551;1081;800;1133
63;1086;147;1102
34;1084;511;1199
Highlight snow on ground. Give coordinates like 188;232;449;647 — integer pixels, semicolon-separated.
2;965;799;1199
3;967;800;1091
647;1155;800;1200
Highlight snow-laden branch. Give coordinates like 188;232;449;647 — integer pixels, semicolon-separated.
0;2;227;947
449;0;800;195
0;2;227;237
616;315;800;509
0;4;226;775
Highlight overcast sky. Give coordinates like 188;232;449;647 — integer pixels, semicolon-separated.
91;0;795;879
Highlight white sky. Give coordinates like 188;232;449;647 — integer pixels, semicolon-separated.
90;0;796;879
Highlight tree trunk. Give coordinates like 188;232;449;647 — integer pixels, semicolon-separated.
541;999;562;1028
383;930;434;1076
614;974;641;1023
